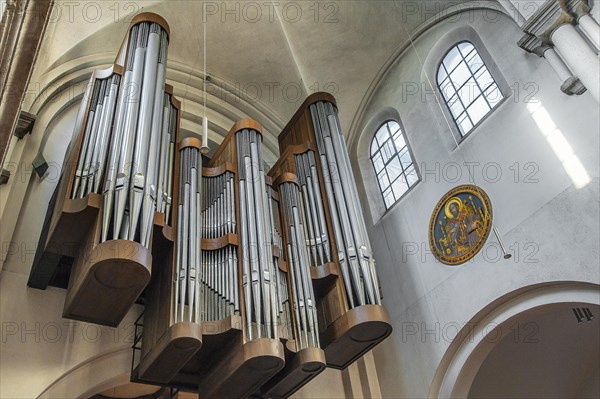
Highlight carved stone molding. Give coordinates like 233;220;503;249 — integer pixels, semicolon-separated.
522;0;574;44
561;75;587;95
0;0;54;165
561;0;592;20
517;31;587;96
518;33;551;56
521;0;593;43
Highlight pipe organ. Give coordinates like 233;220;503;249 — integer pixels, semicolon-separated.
31;12;391;399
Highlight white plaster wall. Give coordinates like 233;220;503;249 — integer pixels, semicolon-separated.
351;9;600;398
0;271;142;399
1;4;598;399
0;29;372;399
0;99;143;398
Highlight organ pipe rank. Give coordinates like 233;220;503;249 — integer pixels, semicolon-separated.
30;12;392;399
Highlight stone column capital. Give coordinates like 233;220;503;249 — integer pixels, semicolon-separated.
518;34;552;57
522;0;579;43
560;75;587;95
561;0;592;20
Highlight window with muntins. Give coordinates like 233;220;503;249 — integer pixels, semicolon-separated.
437;41;503;136
370;120;418;209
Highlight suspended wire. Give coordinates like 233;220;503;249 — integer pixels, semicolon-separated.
203;0;207;120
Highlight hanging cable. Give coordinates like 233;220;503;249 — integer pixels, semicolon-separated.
201;1;209;154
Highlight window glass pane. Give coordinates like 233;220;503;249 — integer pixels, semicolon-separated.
466;51;483;72
372;152;384;173
437;65;448;83
393;131;406;150
457;113;473;135
443;47;462;72
387;121;401;135
380;140;392;163
440;78;456;101
375;125;389;144
450;61;471;88
484;84;503;108
399;147;412;170
475;68;494;90
439;41;501;138
370;139;379;155
467;95;491;126
392;175;408;199
371;120;420;208
377;169;390;189
405;165;418;187
457;78;481;106
384;188;395;208
387;157;403;182
458;42;475;56
448;95;464;118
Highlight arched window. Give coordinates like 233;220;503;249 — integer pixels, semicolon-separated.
370;120;418;209
437;41;503;136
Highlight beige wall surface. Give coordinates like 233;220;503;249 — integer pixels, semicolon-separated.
1;2;599;399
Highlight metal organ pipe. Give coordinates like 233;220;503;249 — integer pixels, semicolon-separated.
113;22;147;241
128;22;162;242
140;29;169;248
101;24;138;242
174;146;203;323
72;81;100;199
199;169;239;323
235;129;280;341
279;181;319;349
309;101;382;307
92;75;120;195
40;11;395;394
81;21;175;247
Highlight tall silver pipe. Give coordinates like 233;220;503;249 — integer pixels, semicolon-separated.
326;109;379;305
310;101;383;307
164;107;176;225
92;75;120;195
195;154;203;322
237;134;254;340
113;22;148;240
83;80;109;196
309;104;357;308
308;151;331;262
128;23;161;241
243;133;262;338
77;80;106;198
140;30;168;248
101;24;137;241
72;81;100;199
156;95;170;214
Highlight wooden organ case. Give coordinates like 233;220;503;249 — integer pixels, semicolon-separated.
30;13;179;327
133;94;392;397
30;12;391;399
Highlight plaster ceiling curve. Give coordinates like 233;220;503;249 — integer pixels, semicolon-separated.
32;0;482;151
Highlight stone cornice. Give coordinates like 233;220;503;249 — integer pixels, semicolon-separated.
517;34;551;56
521;0;592;42
561;0;592;20
522;0;574;43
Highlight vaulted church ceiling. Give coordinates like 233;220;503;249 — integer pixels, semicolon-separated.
28;0;475;157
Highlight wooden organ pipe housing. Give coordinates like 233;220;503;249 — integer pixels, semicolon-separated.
134;95;391;398
29;10;391;396
268;93;392;370
133;120;287;398
29;13;180;327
